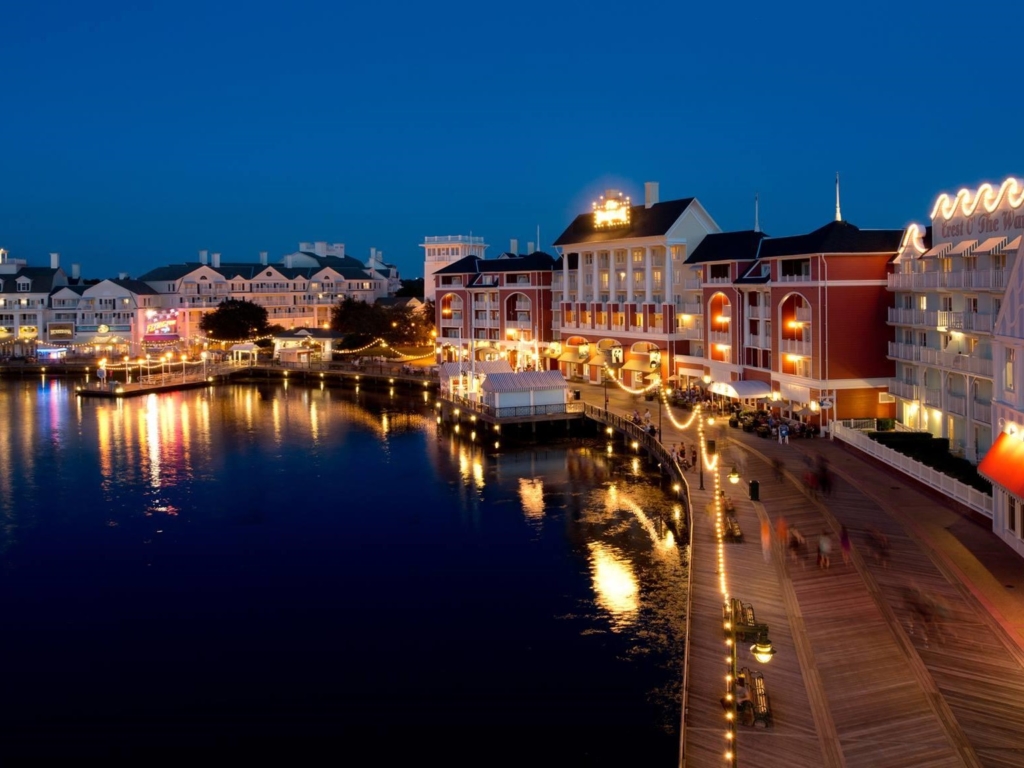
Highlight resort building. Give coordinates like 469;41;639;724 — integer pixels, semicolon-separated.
0;250;73;358
432;248;557;370
551;182;720;387
689;212;904;421
422;235;488;302
135;244;392;348
886;178;1024;556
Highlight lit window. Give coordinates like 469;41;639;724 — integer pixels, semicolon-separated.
1006;348;1016;392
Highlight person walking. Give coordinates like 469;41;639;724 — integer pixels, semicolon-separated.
761;519;772;563
817;530;832;570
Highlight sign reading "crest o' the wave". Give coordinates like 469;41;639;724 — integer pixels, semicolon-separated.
931;178;1024;246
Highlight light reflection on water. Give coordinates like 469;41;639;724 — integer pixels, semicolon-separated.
0;379;688;762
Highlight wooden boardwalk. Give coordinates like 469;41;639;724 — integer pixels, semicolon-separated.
679;423;1024;768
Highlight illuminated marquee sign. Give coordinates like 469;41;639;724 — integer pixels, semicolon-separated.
592;190;631;228
145;308;179;336
48;323;74;338
18;326;38;339
931;177;1024;244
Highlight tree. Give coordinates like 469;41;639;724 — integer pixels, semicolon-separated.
331;296;387;345
200;299;271;341
395;278;424;299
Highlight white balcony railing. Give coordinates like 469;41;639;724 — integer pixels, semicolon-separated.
924;387;942;407
947;393;967;416
746;305;761;319
708;330;731;345
683;278;702;290
919;347;994;377
779;338;812;357
888;379;919;400
678;326;703;340
974;401;992;424
887;341;922;362
795;306;812;322
681;302;702;315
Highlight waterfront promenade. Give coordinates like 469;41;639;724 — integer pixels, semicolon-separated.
585;380;1024;768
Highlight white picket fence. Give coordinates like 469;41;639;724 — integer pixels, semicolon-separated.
831;420;993;519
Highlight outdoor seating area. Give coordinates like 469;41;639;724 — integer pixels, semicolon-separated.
725;598;768;642
730;409;820;439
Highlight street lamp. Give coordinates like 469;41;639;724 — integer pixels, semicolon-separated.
751;630;777;663
123;355;130;384
201;350;208;379
181;353;187;381
729;466;740;484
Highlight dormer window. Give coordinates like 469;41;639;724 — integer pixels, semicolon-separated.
17;280;30;292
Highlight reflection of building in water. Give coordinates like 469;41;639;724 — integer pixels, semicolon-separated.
519;478;545;521
587;541;639;626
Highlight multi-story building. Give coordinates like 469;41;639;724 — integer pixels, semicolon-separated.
888;178;1023;462
432;249;556;370
690;215;904;420
551;182;720;385
136;243;391;348
887;177;1024;556
50;278;162;357
0;250;71;357
422;235;488;303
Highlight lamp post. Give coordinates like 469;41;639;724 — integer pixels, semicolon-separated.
698;404;706;491
201;350;208;379
124;355;131;384
181;353;187;381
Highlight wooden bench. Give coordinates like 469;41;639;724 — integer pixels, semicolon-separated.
725;515;743;542
737;667;773;728
724;598;769;642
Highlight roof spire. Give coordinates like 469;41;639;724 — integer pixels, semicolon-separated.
835;172;842;222
754;193;760;233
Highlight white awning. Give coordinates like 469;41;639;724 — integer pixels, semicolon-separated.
946;239;978;256
230;343;257;352
973;236;1007;255
997;235;1022;254
709;380;772;399
921;243;953;258
622;358;654;373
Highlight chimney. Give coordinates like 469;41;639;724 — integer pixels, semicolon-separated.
644;181;659;208
118;272;128;280
510;238;519;254
314;241;327;256
285;254;294;269
199;249;208;265
71;263;81;280
259;251;268;266
527;241;535;254
370;247;376;263
50;252;60;269
211;252;221;268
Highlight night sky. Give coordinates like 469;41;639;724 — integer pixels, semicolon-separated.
3;0;1022;281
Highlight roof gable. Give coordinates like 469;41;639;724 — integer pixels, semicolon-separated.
553;198;695;246
686;230;767;264
758;220;903;258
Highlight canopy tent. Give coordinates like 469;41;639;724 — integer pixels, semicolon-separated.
708;380;772;399
978;431;1024;498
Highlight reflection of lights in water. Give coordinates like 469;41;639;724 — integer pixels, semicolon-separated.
457;444;485;489
519;478;544;520
145;394;161;488
630;457;641;475
588;542;639;625
310;402;319;442
604;485;675;551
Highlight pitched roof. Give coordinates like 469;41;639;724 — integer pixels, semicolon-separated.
481;371;568;393
758;220;903;258
137;260;379;283
433;252;557;276
686;230;767;264
273;328;345;340
438;360;513;381
0;267;62;295
553;198;695;246
110;278;160;296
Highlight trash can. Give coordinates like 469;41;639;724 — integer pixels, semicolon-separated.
573;389;581;401
749;479;760;502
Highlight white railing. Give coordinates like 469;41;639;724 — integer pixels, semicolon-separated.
708;331;730;345
678;326;703;339
831;421;992;519
683;278;702;290
920;347;994;377
706;276;731;284
924;387;942;407
720;304;732;319
776;274;810;283
681;302;702;315
888;307;926;325
779;338;812;356
947;393;966;416
963;312;993;333
888;341;922;362
974;401;992;424
747;305;761;319
888;379;919;400
795;306;811;322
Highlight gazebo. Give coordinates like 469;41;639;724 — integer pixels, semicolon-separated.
230;343;258;365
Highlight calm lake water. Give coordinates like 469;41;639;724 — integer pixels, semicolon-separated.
0;376;688;764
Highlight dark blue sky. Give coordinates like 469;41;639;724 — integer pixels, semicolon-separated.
3;0;1021;281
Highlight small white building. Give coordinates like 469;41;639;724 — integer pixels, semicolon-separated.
439;360;513;400
480;370;570;410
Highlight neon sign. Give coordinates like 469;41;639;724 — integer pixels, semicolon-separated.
593;190;631;228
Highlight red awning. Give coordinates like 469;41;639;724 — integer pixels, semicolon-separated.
978;431;1024;498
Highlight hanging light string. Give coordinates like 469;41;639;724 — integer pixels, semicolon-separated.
604;366;660;395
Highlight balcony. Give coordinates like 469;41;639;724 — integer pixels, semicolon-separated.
887;269;1008;292
720;305;732;319
683;278;702;290
888;341;922;362
681;302;702;315
888;379;919;400
947;393;967;417
747;305;762;319
923;387;942;407
678;326;703;340
708;330;731;345
795;306;812;322
706;275;731;285
888;307;926;325
776;273;811;283
919;347;994;377
974;401;992;424
779;338;812;357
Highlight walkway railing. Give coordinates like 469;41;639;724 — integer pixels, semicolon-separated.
831;420;993;518
450;395;584;419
